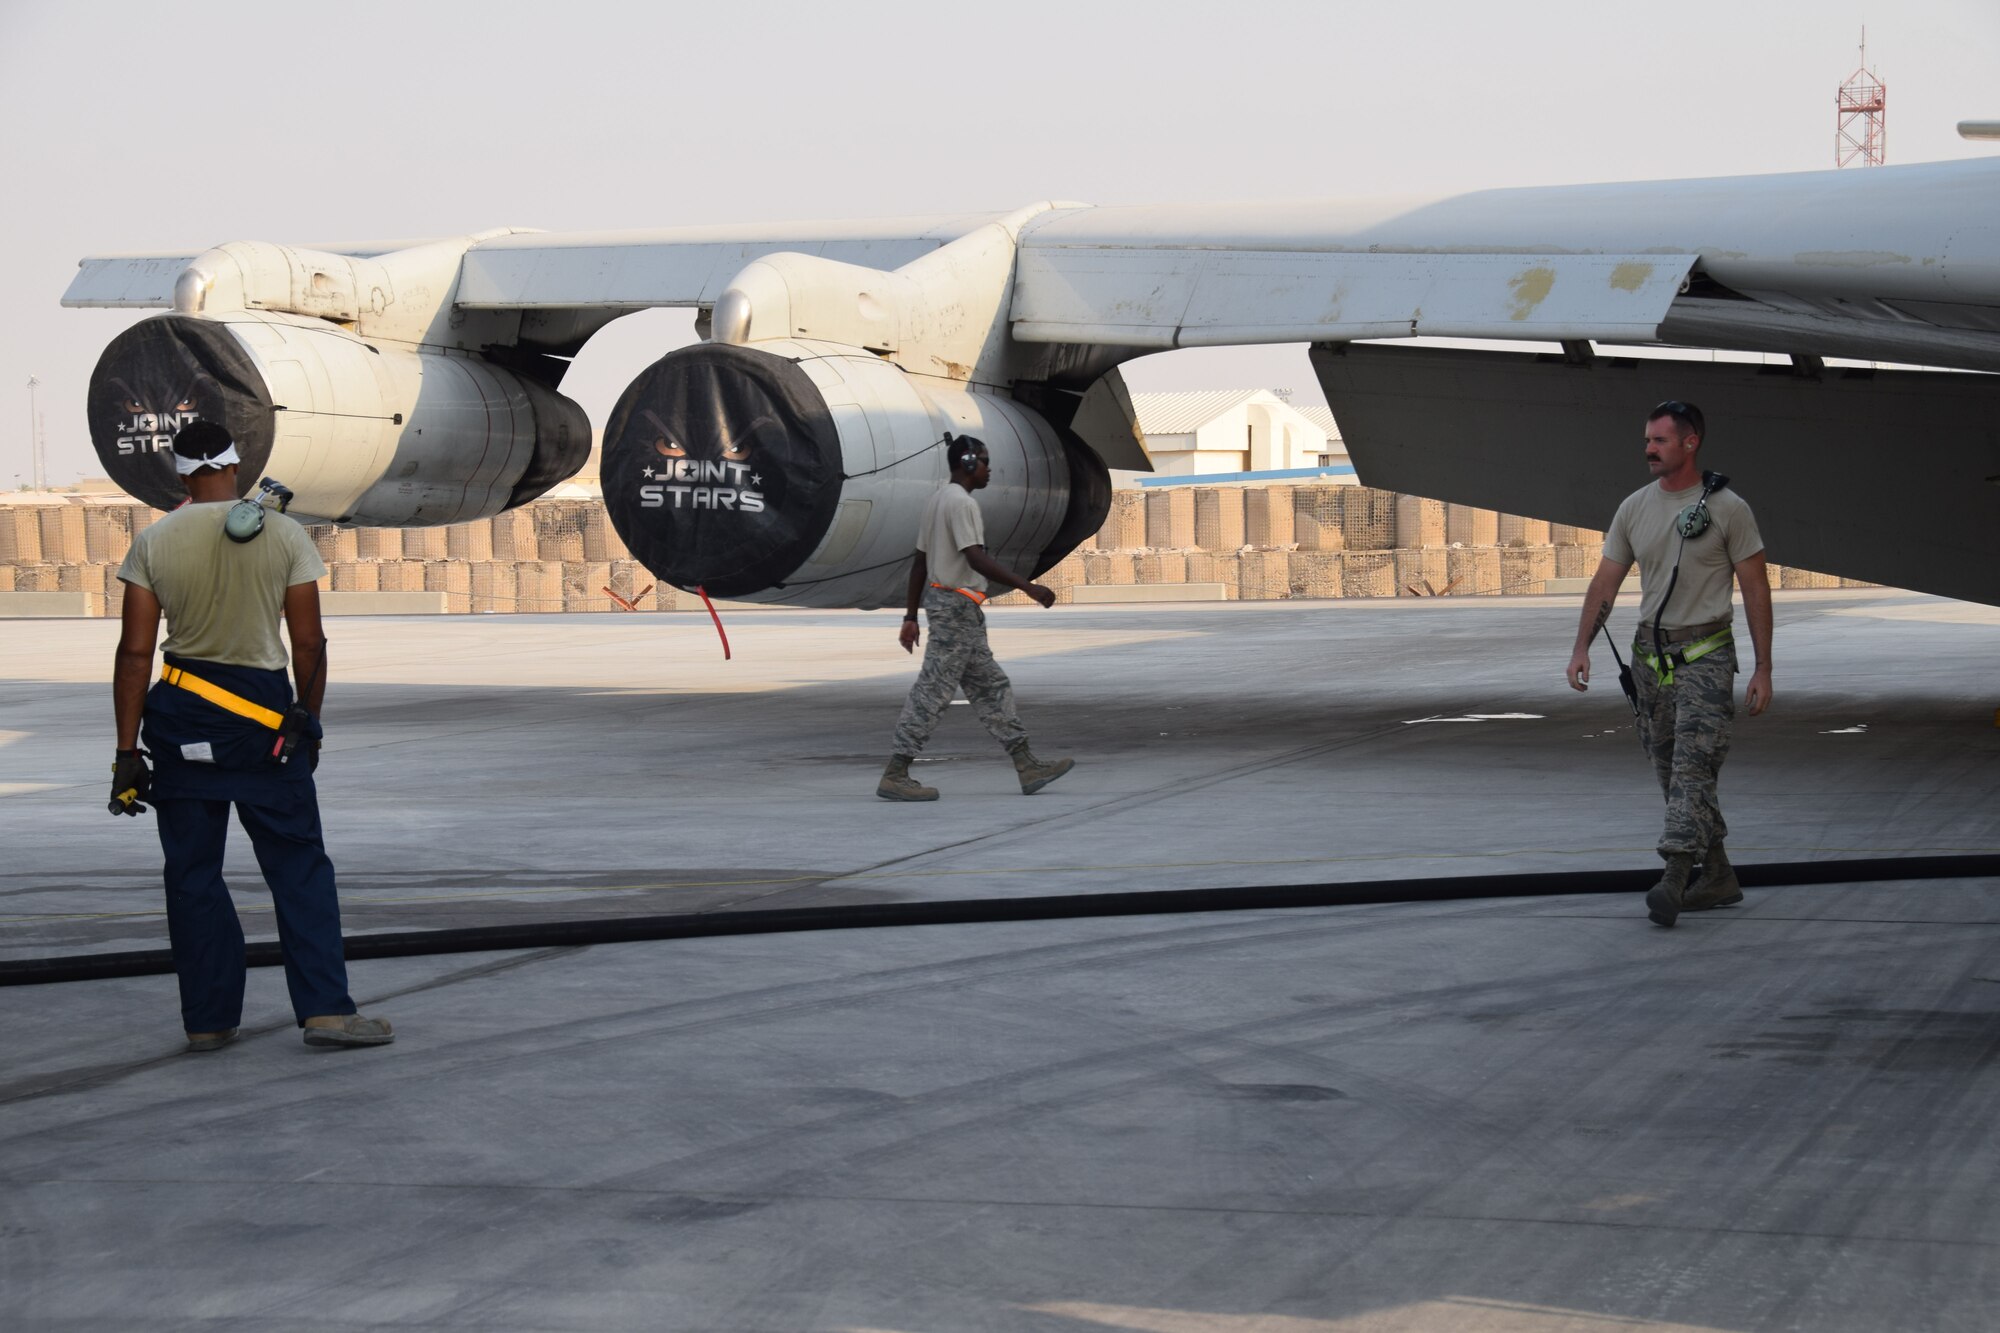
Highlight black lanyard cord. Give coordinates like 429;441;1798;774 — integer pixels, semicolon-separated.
1649;475;1724;664
295;643;327;709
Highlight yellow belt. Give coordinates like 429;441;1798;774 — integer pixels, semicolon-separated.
160;664;285;730
1636;627;1733;686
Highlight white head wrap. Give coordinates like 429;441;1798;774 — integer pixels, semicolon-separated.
172;443;240;476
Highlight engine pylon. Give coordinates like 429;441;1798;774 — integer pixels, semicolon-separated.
710;202;1088;387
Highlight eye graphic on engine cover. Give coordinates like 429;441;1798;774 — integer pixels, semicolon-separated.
602;344;844;598
87;317;276;510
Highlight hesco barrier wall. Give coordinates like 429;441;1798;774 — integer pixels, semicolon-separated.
0;486;1865;616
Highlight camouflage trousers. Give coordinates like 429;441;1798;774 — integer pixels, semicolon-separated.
892;584;1029;756
1632;636;1736;860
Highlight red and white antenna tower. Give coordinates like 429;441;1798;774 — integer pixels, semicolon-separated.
1836;27;1886;167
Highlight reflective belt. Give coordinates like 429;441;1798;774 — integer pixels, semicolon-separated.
1637;627;1732;687
930;581;988;605
159;664;285;730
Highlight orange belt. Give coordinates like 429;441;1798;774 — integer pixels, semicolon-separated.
930;581;987;605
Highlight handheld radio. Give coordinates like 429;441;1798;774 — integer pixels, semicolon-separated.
272;647;327;766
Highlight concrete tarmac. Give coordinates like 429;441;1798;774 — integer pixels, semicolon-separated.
2;590;1998;1330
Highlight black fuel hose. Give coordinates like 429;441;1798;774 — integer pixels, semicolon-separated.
4;854;1996;988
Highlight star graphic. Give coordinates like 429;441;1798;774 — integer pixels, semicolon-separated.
750;473;763;486
641;466;656;479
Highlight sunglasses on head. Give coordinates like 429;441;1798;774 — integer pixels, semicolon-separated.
1650;400;1704;438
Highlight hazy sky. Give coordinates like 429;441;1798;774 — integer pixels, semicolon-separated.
3;0;1995;485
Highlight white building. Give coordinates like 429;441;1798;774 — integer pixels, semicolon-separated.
1129;390;1349;479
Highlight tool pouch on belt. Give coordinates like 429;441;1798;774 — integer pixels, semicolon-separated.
143;654;320;799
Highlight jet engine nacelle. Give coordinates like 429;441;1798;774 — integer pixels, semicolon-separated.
600;339;1110;608
88;312;589;524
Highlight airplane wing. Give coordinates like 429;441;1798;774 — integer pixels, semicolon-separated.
446;202;1698;348
72;161;1999;369
63;159;2000;608
453;160;2000;374
1004;160;2000;371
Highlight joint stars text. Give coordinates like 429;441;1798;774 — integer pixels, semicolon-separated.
639;459;766;513
115;411;201;455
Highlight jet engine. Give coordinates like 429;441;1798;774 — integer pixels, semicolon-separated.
600;339;1110;608
87;311;589;524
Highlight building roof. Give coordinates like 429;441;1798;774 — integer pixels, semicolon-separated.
1129;390;1267;436
1129;390;1342;440
1294;405;1340;438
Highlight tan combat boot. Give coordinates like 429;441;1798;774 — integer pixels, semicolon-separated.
1684;843;1744;911
1007;741;1074;795
877;754;939;802
1645;854;1697;928
302;1013;394;1048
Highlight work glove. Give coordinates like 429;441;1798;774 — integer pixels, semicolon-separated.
108;748;152;816
309;740;321;774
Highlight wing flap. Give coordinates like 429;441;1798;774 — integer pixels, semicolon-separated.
1011;249;1696;347
1312;342;2000;607
457;237;957;309
453;215;1001;309
62;255;200;308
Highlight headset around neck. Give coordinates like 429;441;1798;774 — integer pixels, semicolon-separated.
1651;470;1731;657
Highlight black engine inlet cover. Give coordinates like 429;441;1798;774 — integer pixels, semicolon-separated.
87;316;276;510
602;343;845;598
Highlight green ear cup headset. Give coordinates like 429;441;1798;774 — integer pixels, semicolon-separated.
223;477;295;544
1675;486;1721;539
